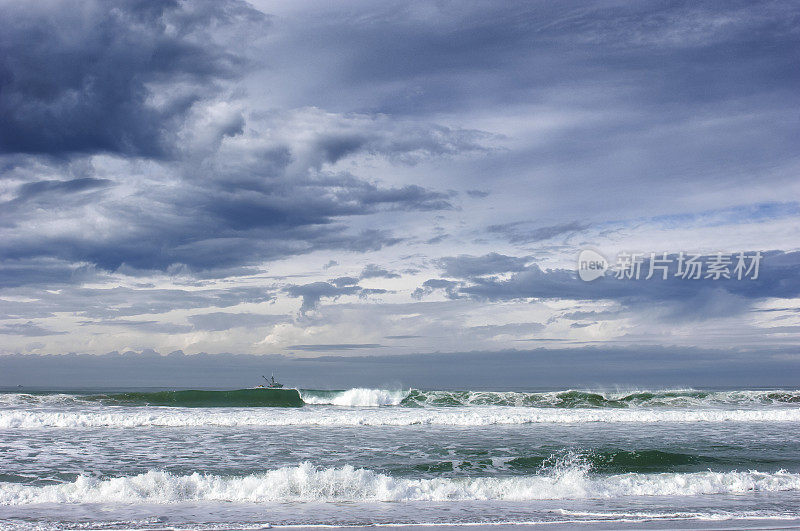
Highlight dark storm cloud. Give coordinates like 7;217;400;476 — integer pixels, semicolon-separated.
1;2;482;284
0;0;265;157
437;253;530;279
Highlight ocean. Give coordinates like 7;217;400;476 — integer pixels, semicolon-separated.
1;387;800;529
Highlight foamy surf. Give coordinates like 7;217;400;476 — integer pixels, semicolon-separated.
300;388;409;406
2;462;799;505
3;406;800;428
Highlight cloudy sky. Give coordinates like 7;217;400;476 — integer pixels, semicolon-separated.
1;0;799;377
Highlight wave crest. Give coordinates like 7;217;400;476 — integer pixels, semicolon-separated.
300;388;408;406
2;462;799;505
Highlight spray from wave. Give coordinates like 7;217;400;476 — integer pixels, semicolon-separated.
300;388;408;406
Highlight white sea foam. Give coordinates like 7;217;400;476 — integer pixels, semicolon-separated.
0;393;90;407
300;388;408;406
2;463;799;505
2;406;800;428
553;509;798;522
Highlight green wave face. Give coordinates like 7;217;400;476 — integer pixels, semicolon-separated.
509;449;710;473
97;388;304;407
504;449;709;473
575;449;709;473
385;449;722;477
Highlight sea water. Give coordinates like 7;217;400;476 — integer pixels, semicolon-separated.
1;387;799;529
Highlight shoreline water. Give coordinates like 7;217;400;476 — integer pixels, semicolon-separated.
2;386;799;530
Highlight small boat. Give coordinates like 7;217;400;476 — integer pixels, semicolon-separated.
256;374;284;389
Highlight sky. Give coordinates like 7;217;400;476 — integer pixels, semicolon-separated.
1;0;799;387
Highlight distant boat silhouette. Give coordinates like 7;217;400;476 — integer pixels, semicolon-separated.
256;374;284;388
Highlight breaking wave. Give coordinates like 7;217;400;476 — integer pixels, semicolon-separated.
400;389;800;408
2;461;799;505
3;388;800;409
300;388;408;406
3;406;800;428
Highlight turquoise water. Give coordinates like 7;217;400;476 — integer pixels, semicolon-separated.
1;387;800;528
